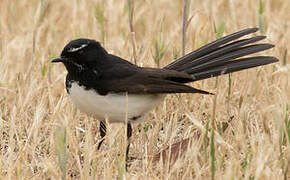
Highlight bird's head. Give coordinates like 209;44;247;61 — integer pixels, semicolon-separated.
51;38;107;72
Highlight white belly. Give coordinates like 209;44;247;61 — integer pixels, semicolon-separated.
68;82;165;123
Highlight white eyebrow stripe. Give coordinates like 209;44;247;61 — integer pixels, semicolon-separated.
68;44;88;52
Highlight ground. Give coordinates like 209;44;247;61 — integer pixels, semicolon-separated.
0;0;289;179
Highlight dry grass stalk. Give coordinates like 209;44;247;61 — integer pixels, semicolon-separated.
0;0;289;179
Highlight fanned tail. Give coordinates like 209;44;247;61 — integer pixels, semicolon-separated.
164;28;278;81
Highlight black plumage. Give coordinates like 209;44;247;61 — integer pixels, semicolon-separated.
53;28;278;96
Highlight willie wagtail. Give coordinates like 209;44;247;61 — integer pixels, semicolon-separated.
52;27;278;161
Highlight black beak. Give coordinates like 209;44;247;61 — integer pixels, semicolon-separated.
51;57;67;63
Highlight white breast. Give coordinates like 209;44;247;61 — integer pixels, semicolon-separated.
68;82;165;123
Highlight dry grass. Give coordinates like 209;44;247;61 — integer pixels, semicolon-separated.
0;0;289;179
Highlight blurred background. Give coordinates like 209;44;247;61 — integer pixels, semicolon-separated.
0;0;289;179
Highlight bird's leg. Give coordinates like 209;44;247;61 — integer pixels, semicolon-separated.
97;121;106;150
126;123;132;162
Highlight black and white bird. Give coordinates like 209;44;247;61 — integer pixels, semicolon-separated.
52;28;278;161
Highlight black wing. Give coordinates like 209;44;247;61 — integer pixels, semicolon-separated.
96;55;210;94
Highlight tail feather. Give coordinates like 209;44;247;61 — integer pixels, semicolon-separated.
191;56;278;81
185;44;274;74
163;28;278;82
174;36;267;71
165;27;259;70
